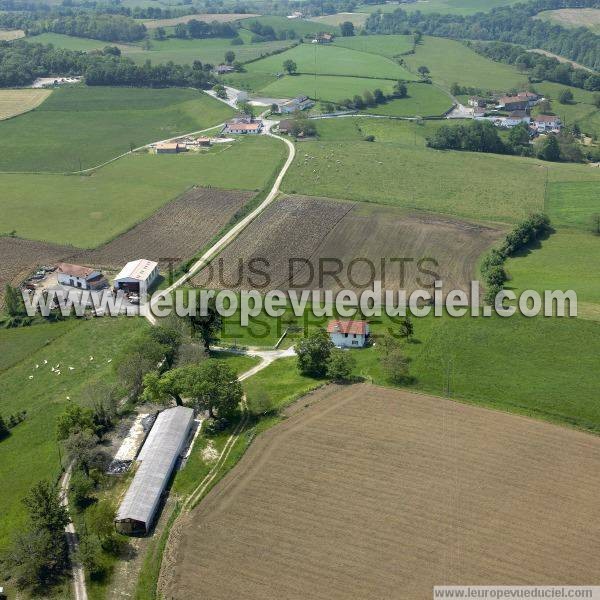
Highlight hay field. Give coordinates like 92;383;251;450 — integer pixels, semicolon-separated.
164;384;600;599
0;28;25;40
535;8;600;34
192;195;502;294
142;13;258;28
308;12;369;27
0;89;52;120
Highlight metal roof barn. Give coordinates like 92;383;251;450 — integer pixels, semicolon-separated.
115;406;194;535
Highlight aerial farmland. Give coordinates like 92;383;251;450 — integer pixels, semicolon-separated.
0;0;599;598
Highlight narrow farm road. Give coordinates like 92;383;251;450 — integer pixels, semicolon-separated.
145;130;296;325
60;464;88;600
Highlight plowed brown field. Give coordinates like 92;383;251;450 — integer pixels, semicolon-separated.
163;384;600;600
68;187;253;270
192;195;502;295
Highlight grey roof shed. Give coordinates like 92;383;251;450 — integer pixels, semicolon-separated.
116;406;194;534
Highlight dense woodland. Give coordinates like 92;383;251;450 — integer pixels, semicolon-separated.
365;0;600;70
0;41;216;87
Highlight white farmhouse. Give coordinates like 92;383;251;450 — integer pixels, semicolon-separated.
56;262;107;290
534;114;561;132
327;320;370;348
276;96;314;114
114;259;159;295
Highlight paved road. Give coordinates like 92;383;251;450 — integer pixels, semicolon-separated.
145;127;296;325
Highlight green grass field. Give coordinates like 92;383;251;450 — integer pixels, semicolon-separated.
333;33;414;58
125;36;297;66
357;0;524;15
308;12;370;27
506;228;600;307
363;83;452;116
0;135;286;247
259;74;397;102
546;181;600;229
0;86;233;173
246;42;417;80
0;318;145;552
404;36;525;91
283;141;550;223
27;32;137;52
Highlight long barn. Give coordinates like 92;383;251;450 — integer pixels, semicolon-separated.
115;406;194;535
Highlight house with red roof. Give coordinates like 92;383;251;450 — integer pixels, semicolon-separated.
327;320;370;348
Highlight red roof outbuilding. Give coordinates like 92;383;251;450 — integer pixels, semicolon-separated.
327;320;368;335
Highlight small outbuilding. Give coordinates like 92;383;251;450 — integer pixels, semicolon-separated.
327;320;370;348
115;406;194;535
114;259;159;295
56;262;107;290
155;142;186;154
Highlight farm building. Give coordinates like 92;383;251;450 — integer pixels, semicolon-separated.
276;96;314;114
197;137;212;147
155;142;186;154
496;95;529;111
534;114;561;132
468;96;487;108
114;259;159;294
215;64;235;74
505;111;531;127
313;32;333;43
56;262;107;290
223;119;263;134
327;320;370;348
115;406;194;535
278;119;294;134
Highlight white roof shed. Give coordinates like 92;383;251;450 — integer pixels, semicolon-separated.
114;259;158;284
115;406;194;534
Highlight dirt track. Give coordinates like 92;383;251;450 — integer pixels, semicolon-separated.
163;384;600;599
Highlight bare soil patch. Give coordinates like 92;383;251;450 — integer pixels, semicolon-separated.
164;383;600;600
536;8;600;34
0;29;25;41
192;194;502;295
0;89;52;120
142;13;259;28
68;187;253;270
0;236;74;299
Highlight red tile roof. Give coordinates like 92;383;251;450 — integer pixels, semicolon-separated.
327;320;368;335
535;114;560;122
57;262;96;279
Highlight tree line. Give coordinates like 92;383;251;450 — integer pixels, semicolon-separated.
480;213;552;303
0;41;217;88
364;0;600;71
470;41;600;92
0;11;146;42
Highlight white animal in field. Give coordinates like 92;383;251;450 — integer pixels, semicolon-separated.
28;375;34;380
107;358;112;363
43;360;48;364
35;364;39;369
89;356;94;361
69;366;74;370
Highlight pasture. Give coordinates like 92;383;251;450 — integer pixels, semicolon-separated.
363;83;452;116
0;88;52;120
535;8;600;34
141;13;258;28
282;141;553;223
506;228;600;308
0;318;146;552
333;33;414;58
192;194;503;296
258;74;396;102
546;181;600;229
164;383;600;599
404;36;524;91
125;36;296;65
27;32;136;52
0;86;233;173
0;135;286;247
246;42;417;80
